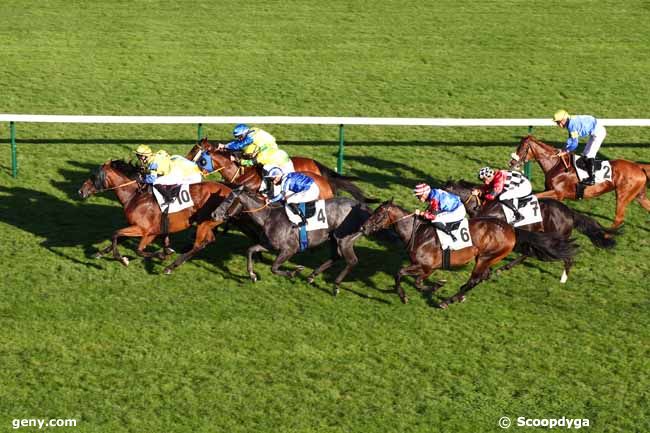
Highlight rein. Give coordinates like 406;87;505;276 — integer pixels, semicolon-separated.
243;202;269;213
464;193;482;207
98;179;137;193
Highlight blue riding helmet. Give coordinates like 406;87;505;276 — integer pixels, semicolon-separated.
264;167;283;178
232;124;250;140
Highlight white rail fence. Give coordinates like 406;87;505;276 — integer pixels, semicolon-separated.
3;114;650;178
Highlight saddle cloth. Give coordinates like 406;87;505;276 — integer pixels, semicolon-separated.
152;184;194;213
573;155;613;184
436;218;473;251
285;200;328;231
501;195;543;227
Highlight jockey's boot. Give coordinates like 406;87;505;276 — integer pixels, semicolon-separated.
501;199;524;223
288;203;307;227
432;221;457;242
154;184;179;204
582;157;596;185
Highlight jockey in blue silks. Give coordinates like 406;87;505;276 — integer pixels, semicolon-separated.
413;183;467;237
265;168;320;226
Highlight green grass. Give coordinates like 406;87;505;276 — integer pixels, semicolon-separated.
1;1;650;432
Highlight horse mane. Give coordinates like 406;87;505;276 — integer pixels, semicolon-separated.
109;159;141;179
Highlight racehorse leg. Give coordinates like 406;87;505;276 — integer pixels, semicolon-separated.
134;233;162;259
163;221;220;275
439;254;502;308
93;243;114;259
394;263;427;304
247;244;270;282
306;239;340;285
560;256;573;284
612;186;638;228
163;235;175;256
635;187;650;213
535;190;563;200
414;268;445;293
331;236;361;297
270;248;302;279
495;255;528;275
111;225;145;266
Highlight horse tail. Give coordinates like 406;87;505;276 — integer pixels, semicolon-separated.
313;161;380;204
569;208;618;249
513;229;578;261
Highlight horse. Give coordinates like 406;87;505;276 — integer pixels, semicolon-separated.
187;137;376;203
510;135;650;228
443;179;617;283
78;160;232;272
210;188;369;295
360;200;578;308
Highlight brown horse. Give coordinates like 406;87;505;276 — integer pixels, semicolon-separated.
510;135;650;228
78;160;231;272
361;200;577;308
187;138;375;202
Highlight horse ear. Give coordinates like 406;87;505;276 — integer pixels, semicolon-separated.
389;197;394;204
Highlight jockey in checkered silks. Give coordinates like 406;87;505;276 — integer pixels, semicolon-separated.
473;167;532;223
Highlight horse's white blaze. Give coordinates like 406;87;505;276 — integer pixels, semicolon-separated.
560;270;568;283
510;152;520;161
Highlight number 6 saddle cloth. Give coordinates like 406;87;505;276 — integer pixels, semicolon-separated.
573;155;613;184
152;184;194;213
435;218;473;251
285;200;329;231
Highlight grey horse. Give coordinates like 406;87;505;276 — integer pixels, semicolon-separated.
211;188;368;295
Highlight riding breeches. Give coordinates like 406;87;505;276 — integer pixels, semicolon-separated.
583;123;606;158
154;171;202;185
433;204;467;223
286;183;320;204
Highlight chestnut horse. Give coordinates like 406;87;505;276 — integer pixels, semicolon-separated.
78;160;231;272
187;138;375;202
444;180;616;283
510;135;650;227
361;200;578;308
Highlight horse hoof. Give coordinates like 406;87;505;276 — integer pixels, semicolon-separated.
291;266;305;278
400;296;409;304
120;257;130;267
307;276;315;284
93;252;102;259
163;268;172;275
458;295;466;303
165;248;176;255
250;273;258;282
332;286;340;297
438;302;449;309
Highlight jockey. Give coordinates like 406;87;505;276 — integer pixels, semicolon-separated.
135;146;202;203
218;124;283;168
473;167;532;223
553;110;606;185
259;148;296;195
265;167;320;227
413;183;466;238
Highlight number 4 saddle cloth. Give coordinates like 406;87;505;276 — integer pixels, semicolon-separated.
152;184;194;213
435;218;473;251
572;155;613;184
285;200;329;231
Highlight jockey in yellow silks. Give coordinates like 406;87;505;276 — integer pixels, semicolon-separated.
218;124;295;175
134;145;202;203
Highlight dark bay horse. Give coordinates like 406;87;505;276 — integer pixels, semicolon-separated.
78;160;232;271
444;180;616;283
210;188;369;295
187;138;376;202
361;200;578;308
510;135;650;227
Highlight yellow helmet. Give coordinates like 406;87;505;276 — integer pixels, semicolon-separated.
135;144;153;156
553;110;570;122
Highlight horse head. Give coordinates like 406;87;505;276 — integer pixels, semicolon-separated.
510;135;535;170
361;198;397;235
78;160;140;199
210;187;247;222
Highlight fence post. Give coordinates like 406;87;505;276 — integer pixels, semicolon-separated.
337;124;345;174
197;123;203;142
524;125;532;180
10;121;17;178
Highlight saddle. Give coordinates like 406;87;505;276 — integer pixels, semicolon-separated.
288;201;317;219
573;156;604;173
